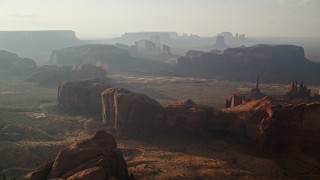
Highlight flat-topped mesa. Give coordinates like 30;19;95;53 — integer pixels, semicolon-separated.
0;30;81;57
176;44;319;83
224;44;306;62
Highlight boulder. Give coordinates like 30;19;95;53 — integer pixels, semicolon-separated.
58;79;111;115
25;130;130;180
101;88;164;131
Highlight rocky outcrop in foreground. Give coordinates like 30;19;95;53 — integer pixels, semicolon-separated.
58;79;111;115
25;130;130;180
222;97;320;169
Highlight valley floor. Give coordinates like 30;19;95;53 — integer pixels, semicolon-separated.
0;76;319;179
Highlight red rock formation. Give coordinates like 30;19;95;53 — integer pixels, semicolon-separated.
101;88;164;131
58;79;111;115
25;130;130;180
222;97;320;168
164;99;213;133
102;88;215;134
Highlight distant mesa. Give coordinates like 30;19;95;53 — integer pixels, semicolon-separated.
0;30;81;57
176;44;320;84
115;39;173;60
26;63;107;86
0;50;36;76
50;44;132;66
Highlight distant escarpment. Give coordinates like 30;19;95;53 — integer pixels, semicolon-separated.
0;50;36;76
176;44;320;84
50;44;132;67
0;30;81;57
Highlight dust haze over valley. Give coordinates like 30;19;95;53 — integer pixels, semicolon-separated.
1;0;320;179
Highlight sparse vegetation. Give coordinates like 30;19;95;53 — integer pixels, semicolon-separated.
1;75;319;179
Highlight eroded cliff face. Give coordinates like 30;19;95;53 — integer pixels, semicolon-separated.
222;97;320;169
58;79;111;115
25;130;130;180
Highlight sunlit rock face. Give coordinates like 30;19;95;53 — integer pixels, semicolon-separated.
25;130;131;180
50;44;131;66
222;97;320;169
58;79;111;115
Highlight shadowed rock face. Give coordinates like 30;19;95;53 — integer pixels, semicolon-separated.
101;88;215;134
164;99;213;133
25;130;130;180
222;97;320;169
101;88;164;131
0;50;36;75
58;79;111;115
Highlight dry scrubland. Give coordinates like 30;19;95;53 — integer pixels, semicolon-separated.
1;75;319;179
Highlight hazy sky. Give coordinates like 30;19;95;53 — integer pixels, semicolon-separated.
0;0;319;38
